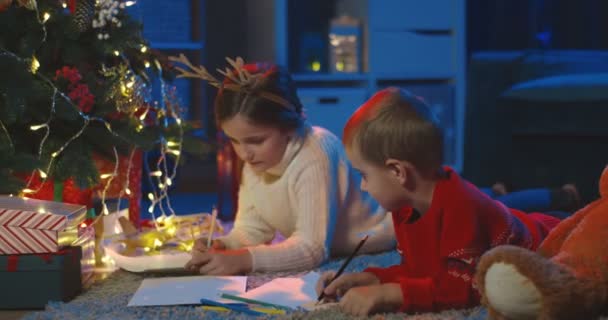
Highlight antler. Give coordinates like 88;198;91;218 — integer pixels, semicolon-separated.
168;54;294;111
168;54;223;88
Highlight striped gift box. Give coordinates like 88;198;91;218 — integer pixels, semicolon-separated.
0;196;86;254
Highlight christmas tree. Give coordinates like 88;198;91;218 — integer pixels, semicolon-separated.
0;0;210;197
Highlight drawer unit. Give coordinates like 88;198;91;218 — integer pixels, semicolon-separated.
368;0;454;31
370;31;455;76
298;88;369;139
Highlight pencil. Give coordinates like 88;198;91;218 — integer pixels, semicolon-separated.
220;293;292;311
207;206;217;248
316;234;369;303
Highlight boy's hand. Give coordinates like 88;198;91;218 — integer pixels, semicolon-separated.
184;248;252;275
192;238;226;252
339;283;403;316
316;272;380;302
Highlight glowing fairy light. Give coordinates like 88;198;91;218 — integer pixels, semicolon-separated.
140;46;147;53
150;171;162;177
22;189;35;194
144;61;150;68
42;12;50;23
125;188;132;195
29;124;46;131
38;169;47;179
125;1;136;7
102;205;109;215
80;222;87;228
113;50;120;56
165;178;172;186
100;173;113;179
31;56;40;73
147;193;154;201
138;108;149;120
51;152;58;158
62;2;67;8
168;149;180;156
167;141;179;147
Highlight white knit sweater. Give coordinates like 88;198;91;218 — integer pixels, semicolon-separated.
218;125;395;272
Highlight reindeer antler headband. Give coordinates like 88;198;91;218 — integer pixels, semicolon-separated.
168;54;294;111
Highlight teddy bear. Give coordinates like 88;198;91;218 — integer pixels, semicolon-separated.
475;165;608;320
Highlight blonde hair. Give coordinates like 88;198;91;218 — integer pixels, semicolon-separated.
343;87;443;176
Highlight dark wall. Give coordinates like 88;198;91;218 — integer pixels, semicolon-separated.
467;0;608;53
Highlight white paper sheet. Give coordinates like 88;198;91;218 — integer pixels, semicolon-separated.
239;271;322;310
128;275;247;307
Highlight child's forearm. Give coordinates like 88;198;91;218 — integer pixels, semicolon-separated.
380;283;405;310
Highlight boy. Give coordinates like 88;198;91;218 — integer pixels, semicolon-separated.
316;88;560;316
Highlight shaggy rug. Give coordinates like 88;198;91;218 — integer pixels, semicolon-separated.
20;250;495;320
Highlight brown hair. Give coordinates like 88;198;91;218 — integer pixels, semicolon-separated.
214;63;304;131
343;87;443;176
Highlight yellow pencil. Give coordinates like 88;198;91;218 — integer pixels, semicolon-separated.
201;306;229;312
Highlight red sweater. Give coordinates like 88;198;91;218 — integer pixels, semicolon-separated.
365;167;559;312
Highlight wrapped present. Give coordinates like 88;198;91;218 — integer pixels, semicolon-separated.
0;246;83;309
21;172;94;208
93;150;143;227
73;223;96;287
0;196;87;254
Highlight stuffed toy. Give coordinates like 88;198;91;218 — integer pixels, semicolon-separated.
475;165;608;320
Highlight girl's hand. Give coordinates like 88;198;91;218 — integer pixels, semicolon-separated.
192;238;226;252
184;248;252;275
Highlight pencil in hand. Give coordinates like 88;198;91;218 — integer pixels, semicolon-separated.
316;234;369;304
206;206;218;248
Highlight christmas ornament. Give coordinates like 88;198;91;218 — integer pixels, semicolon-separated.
93;0;125;40
72;0;96;33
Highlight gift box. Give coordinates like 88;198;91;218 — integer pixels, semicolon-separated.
0;196;87;254
0;246;83;309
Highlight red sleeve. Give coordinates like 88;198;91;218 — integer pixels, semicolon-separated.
400;209;482;312
363;265;405;283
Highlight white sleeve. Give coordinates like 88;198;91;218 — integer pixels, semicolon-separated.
217;168;275;249
247;160;337;272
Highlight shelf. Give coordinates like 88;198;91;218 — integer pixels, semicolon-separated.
150;41;204;50
372;71;456;81
293;73;369;82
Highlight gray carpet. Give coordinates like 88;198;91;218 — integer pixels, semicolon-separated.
22;250;489;320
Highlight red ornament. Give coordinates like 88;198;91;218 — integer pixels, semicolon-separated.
68;0;76;13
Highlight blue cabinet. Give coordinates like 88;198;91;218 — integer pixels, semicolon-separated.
274;0;466;171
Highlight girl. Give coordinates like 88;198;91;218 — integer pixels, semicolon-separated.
179;58;395;275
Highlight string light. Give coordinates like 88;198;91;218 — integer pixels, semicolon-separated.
29;124;47;131
125;1;136;7
144;61;150;68
30;56;40;73
0;120;14;151
149;171;162;177
140;46;147;53
62;2;67;9
38;170;47;179
113;50;120;56
42;12;51;23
